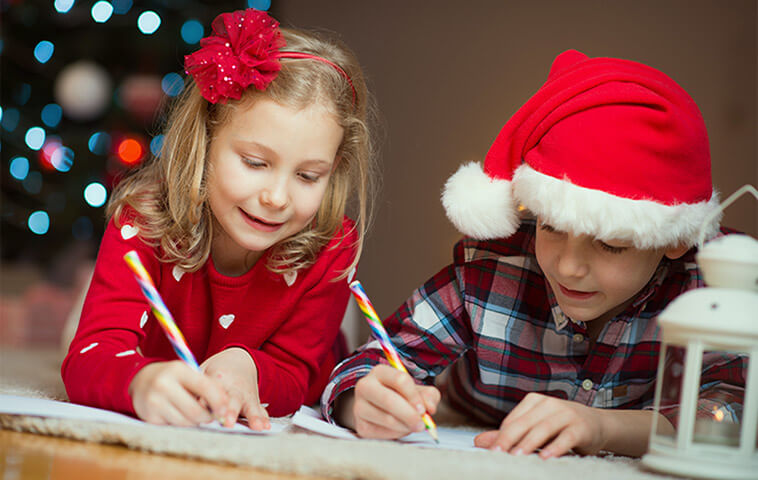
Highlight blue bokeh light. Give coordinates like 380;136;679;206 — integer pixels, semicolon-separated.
54;0;75;14
137;11;161;34
181;19;204;45
247;0;271;10
1;108;19;131
84;182;108;207
28;211;50;235
51;146;74;172
161;73;184;97
92;1;114;23
34;41;55;64
88;131;111;155
150;134;164;157
25;127;46;150
9;156;30;181
41;103;63;128
112;0;132;14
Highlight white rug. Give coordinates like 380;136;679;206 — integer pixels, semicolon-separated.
0;348;676;480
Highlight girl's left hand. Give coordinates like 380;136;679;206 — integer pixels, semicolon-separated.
200;347;270;431
474;392;607;458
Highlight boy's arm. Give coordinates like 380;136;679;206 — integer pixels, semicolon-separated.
321;258;474;423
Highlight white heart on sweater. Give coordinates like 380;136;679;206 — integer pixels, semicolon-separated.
283;271;297;287
115;349;136;357
172;265;185;282
80;342;98;354
139;311;148;328
120;225;138;240
219;314;235;329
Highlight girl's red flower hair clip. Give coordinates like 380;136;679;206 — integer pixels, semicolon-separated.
184;9;286;104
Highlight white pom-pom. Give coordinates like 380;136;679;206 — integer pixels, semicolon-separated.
441;162;518;239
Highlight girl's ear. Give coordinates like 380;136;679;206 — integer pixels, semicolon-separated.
663;244;690;260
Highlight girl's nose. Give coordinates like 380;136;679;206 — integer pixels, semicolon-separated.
260;178;289;209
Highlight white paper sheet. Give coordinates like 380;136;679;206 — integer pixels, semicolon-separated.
0;394;286;435
291;406;482;451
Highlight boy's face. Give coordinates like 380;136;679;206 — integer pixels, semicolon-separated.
534;219;669;325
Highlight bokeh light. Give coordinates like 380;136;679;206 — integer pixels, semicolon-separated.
2;108;20;132
50;146;74;172
181;19;204;44
91;1;114;23
54;0;75;14
247;0;271;10
40;138;63;171
34;41;55;64
25;127;46;150
161;72;184;97
9;156;30;181
149;134;164;157
14;84;31;105
28;211;50;235
41;103;63;128
84;182;108;207
137;11;161;35
88;131;111;155
116;136;145;165
112;0;132;14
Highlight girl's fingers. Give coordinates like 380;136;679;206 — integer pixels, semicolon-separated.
178;367;230;421
242;401;270;431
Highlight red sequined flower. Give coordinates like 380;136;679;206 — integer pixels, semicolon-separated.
184;9;286;104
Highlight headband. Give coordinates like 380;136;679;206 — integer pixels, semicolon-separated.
184;8;357;106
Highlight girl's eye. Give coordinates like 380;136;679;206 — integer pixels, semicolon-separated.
243;157;266;168
598;241;627;254
298;172;320;183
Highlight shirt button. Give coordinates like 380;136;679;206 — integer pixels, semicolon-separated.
581;379;594;391
573;333;584;343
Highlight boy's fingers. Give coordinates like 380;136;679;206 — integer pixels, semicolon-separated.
419;386;441;414
355;395;418;435
474;430;499;449
373;365;427;418
359;371;425;431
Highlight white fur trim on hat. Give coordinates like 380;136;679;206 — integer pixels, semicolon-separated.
441;162;519;239
513;164;721;249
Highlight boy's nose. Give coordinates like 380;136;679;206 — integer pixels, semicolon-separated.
556;237;590;279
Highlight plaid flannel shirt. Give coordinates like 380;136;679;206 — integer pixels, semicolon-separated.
322;220;746;427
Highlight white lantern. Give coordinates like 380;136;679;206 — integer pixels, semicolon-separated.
642;185;758;479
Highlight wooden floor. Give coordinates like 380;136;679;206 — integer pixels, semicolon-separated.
0;429;331;480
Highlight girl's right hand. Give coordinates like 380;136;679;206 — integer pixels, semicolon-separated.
346;364;440;439
129;360;229;426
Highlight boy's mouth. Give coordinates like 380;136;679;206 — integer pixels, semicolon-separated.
558;283;598;300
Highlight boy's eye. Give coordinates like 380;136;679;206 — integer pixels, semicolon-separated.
538;222;557;233
598;241;627;254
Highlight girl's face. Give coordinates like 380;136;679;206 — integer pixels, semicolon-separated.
206;97;343;276
534;219;670;325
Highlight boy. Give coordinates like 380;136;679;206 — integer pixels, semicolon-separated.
321;50;746;458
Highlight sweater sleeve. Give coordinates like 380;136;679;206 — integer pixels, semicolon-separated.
225;221;360;417
61;218;164;415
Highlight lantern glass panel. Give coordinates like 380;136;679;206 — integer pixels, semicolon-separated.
691;349;746;448
655;344;685;439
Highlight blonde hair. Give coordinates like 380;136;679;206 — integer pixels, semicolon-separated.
107;27;377;278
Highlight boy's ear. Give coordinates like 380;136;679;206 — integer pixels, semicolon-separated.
663;244;690;260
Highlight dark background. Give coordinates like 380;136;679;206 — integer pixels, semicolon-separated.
1;1;756;347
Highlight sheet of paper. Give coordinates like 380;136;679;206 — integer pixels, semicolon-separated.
291;406;482;451
0;394;285;435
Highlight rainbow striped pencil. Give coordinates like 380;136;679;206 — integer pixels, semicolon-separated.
348;280;439;443
123;250;200;371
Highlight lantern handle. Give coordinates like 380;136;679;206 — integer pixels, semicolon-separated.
698;184;758;248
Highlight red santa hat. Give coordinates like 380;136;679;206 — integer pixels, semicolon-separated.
442;50;720;249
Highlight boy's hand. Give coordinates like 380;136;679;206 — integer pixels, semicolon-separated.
346;364;440;439
129;360;229;426
200;347;270;431
474;392;607;458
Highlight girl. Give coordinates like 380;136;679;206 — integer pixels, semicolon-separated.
62;8;376;430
